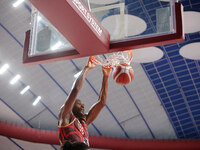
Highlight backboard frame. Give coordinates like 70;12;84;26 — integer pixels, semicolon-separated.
23;2;184;65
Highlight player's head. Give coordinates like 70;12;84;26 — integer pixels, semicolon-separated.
61;141;89;150
72;99;85;118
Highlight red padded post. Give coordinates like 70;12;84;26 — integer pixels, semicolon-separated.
0;121;200;150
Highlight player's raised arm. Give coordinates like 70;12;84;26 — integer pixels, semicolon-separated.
86;67;112;125
59;60;96;124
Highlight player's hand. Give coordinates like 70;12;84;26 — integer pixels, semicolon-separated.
102;67;112;77
86;58;96;69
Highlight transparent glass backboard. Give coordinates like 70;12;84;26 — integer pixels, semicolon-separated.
29;0;176;57
83;0;175;41
29;9;74;57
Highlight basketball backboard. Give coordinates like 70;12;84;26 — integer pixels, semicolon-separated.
23;0;184;65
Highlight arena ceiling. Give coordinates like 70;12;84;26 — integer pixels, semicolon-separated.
0;0;200;149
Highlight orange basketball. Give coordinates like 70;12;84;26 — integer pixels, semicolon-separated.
113;63;134;85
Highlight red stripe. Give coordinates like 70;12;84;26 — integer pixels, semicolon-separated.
74;124;83;142
61;126;76;135
61;121;82;141
62;127;69;139
59;128;65;143
61;119;76;139
65;131;79;138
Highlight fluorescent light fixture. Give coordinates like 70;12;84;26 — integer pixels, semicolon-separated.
10;74;21;85
20;85;30;95
33;96;41;106
74;71;82;78
0;64;9;75
51;41;62;50
13;0;24;7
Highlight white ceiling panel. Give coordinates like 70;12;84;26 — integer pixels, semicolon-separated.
0;100;28;126
92;107;127;138
105;82;140;123
0;136;21;150
28;109;58;130
13;138;55;150
0;135;56;150
121;115;153;139
88;123;101;135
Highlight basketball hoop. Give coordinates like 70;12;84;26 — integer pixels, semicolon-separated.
89;50;133;68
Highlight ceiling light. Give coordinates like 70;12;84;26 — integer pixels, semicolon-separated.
183;11;200;33
13;0;25;8
20;85;30;95
0;64;9;75
179;42;200;60
33;96;41;106
74;71;82;78
10;74;21;85
131;47;164;63
51;41;62;51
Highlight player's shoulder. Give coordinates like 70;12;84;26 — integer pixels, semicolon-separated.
58;113;76;127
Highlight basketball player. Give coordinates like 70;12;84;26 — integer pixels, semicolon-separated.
58;59;112;146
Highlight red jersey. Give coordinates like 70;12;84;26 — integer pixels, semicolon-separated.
58;116;89;145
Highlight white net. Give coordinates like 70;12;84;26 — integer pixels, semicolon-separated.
91;51;132;68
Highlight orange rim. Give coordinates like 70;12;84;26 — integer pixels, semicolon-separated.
124;50;133;63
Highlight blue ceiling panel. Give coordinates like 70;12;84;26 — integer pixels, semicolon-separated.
185;91;197;97
162;74;174;81
146;2;160;10
168;89;181;96
179;118;192;125
180;0;190;6
150;74;159;80
191;73;199;78
182;85;195;91
179;76;191;82
172;60;186;67
176;70;190;77
193;116;200;122
180;80;194;87
163;98;170;104
159;69;172;76
165;84;179;91
157;65;170;72
176;108;188;115
172;99;184;106
187;95;199;101
192;110;200;116
160;93;168;99
182;123;194;129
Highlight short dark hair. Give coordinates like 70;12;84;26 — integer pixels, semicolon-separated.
61;141;89;150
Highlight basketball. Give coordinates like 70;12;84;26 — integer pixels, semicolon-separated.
113;63;134;85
